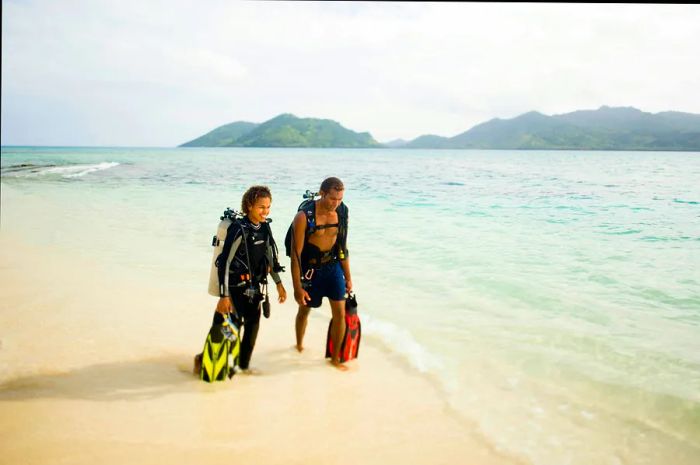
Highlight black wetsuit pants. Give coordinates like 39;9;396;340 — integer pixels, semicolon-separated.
212;287;262;370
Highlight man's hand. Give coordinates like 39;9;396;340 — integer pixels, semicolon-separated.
216;296;233;314
294;287;311;307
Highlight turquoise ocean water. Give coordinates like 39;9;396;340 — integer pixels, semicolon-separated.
2;147;699;464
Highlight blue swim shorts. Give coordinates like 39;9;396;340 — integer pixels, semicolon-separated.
304;261;346;308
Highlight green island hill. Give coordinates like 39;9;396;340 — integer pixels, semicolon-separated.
400;106;700;151
180;106;700;151
181;113;381;148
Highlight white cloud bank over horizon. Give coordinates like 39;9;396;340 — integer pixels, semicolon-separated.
2;1;700;146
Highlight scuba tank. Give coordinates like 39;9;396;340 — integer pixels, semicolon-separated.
208;208;240;297
208;208;279;303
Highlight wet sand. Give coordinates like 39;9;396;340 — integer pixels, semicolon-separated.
0;228;518;465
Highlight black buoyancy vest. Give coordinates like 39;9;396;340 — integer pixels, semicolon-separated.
230;219;271;283
284;200;349;263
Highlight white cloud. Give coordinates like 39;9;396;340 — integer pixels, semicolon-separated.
2;1;700;145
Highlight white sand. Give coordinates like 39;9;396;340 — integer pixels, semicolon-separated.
0;228;519;465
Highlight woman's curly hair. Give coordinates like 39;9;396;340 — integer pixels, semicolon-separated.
241;185;272;214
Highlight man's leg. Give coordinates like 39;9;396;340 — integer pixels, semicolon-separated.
295;305;311;352
329;298;348;371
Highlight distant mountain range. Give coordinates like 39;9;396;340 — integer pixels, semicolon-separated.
181;113;381;148
180;106;700;151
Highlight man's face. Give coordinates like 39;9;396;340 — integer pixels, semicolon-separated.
321;188;344;211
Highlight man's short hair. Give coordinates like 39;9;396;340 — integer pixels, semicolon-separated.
320;177;344;193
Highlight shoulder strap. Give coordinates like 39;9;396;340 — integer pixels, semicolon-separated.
230;217;246;241
263;220;279;260
237;218;255;276
337;202;348;222
337;202;349;257
298;199;316;235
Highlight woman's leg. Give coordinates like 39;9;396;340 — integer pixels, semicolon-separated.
233;292;262;370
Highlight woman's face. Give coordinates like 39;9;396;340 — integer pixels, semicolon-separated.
248;196;271;224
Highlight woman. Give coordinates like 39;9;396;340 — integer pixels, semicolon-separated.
212;185;287;373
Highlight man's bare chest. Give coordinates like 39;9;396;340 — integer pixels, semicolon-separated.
312;211;339;238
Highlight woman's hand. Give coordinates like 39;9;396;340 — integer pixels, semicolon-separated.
276;282;287;303
216;296;233;314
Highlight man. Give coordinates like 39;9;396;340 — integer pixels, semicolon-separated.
290;177;352;370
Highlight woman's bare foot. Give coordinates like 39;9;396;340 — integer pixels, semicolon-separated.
295;344;304;353
330;359;349;371
193;353;202;376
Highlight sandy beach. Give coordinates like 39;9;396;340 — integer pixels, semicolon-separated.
0;226;517;465
4;2;700;463
3;149;697;465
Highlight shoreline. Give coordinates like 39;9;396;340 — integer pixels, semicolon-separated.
0;223;519;465
2;149;699;464
4;145;700;152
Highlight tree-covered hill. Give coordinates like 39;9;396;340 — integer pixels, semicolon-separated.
180;114;381;148
181;121;259;147
403;106;700;150
181;106;700;151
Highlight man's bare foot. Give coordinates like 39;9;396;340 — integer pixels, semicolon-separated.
241;367;261;375
330;359;349;371
295;344;304;353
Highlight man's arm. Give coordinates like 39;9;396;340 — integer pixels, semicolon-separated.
340;257;352;294
290;211;310;305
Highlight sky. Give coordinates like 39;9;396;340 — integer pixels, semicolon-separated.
2;1;700;147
